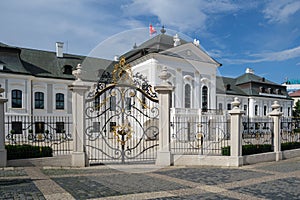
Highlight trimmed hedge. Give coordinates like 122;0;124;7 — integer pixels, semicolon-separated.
6;144;53;160
281;142;300;151
222;142;300;156
222;144;272;156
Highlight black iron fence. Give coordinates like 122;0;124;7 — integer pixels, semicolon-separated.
5;115;73;155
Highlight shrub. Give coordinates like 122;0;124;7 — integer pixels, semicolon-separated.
221;144;272;156
281;142;300;151
6;144;53;160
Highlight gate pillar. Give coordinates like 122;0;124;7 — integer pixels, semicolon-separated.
229;97;244;166
154;67;174;166
268;101;283;161
0;86;8;167
69;64;89;167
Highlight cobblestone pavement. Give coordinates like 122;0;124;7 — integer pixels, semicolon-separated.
1;157;300;199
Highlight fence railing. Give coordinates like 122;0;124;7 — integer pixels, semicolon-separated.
5;115;73;155
170;109;230;155
280;117;300;144
242;116;274;146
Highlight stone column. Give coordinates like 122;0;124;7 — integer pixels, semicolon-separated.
154;67;174;166
0;86;8;167
248;97;255;117
268;101;283;161
229;97;245;166
68;64;89;167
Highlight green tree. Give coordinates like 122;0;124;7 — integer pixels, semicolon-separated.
293;100;300;117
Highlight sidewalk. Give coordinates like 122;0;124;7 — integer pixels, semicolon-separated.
1;157;300;199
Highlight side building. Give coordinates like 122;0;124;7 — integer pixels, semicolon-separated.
0;41;111;136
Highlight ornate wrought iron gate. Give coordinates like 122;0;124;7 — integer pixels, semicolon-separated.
85;58;159;164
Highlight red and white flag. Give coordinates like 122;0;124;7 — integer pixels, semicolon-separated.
149;24;157;36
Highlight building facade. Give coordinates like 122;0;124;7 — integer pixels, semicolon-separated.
1;31;293;122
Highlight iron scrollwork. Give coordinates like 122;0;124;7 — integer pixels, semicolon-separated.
85;57;159;164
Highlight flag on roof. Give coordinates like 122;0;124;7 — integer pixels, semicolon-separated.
149;24;157;36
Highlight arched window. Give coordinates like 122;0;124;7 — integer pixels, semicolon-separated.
12;89;22;108
255;105;258;116
202;86;208;112
56;93;64;110
184;84;191;108
34;92;44;109
263;105;267;116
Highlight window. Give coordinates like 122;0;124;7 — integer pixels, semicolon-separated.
11;122;22;134
94;96;100;111
255;105;258;116
110;96;116;111
12;89;22;108
227;103;231;110
202;86;208;112
63;65;73;75
268;88;273;94
56;122;65;133
263;105;267;116
34;92;44;109
226;84;231;90
243;105;247;112
218;103;223;111
276;89;281;95
56;93;64;110
288;107;291;116
184;84;191;108
110;122;116;132
125;97;131;110
141;95;146;109
92;122;100;132
35;122;45;133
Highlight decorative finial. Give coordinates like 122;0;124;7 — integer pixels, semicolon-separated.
158;66;171;85
173;34;181;47
271;101;280;110
193;39;200;47
231;97;240;109
133;43;137;49
72;63;83;81
160;25;166;34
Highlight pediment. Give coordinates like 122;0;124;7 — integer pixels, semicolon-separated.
160;43;221;66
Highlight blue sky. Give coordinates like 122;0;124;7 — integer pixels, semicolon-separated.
1;0;300;84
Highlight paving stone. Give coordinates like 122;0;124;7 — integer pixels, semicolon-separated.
0;179;45;200
255;160;300;173
0;169;27;177
41;168;118;176
52;173;190;199
150;192;237;200
155;167;271;185
230;177;300;199
52;176;122;199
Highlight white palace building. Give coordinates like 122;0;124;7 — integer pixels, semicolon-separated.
0;29;293;126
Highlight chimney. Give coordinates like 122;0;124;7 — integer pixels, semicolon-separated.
245;68;254;74
56;42;64;58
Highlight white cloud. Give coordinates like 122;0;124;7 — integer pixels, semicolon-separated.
122;0;239;32
222;46;300;64
0;0;132;55
263;0;300;23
